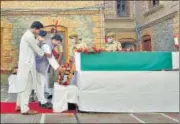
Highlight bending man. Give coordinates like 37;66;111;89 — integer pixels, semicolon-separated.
35;33;62;108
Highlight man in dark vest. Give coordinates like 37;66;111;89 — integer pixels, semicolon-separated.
35;31;62;109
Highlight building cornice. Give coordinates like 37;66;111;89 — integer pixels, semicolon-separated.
144;4;164;17
105;18;134;22
1;7;103;16
1;10;100;16
138;11;178;31
105;28;135;32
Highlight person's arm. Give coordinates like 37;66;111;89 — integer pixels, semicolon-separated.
48;55;61;76
41;44;60;71
26;35;45;57
57;53;62;65
48;56;60;71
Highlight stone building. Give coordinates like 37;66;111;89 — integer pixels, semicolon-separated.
135;0;179;51
1;0;179;72
104;0;179;51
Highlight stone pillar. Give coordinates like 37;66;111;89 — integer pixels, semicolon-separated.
1;19;15;73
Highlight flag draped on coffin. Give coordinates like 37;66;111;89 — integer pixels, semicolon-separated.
74;52;179;112
78;52;178;71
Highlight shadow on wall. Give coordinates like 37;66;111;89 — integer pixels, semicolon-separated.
0;74;9;84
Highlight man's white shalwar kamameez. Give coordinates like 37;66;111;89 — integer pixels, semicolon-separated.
15;30;44;113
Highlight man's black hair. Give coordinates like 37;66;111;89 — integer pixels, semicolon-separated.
52;34;62;42
31;21;44;29
38;30;47;37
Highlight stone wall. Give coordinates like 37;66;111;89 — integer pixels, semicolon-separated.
136;1;179;51
136;1;179;26
1;19;18;73
152;19;175;51
1;1;104;72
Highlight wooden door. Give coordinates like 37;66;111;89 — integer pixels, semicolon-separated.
142;35;152;51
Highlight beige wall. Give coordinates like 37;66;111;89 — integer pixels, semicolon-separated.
104;1;136;42
1;1;101;9
1;1;104;72
104;1;134;19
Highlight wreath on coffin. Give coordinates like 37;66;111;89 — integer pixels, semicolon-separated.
75;46;106;54
57;46;131;85
57;46;105;86
57;58;75;85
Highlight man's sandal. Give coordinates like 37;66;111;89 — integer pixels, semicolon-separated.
15;106;21;112
22;110;38;115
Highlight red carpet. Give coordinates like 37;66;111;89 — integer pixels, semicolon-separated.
0;102;76;114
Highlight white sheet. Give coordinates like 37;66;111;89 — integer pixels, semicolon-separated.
52;83;79;112
76;71;179;112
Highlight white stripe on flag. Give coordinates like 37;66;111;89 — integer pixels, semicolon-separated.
172;52;179;69
75;52;81;71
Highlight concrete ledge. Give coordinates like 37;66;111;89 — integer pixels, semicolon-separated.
139;11;178;31
105;18;134;22
105;28;135;32
144;4;164;17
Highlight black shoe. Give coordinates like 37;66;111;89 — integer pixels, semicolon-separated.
40;102;52;109
68;103;77;110
47;95;52;99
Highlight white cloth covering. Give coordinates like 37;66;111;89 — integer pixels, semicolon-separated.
52;83;79;112
76;71;179;112
8;74;36;94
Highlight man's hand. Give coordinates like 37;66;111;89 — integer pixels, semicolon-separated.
56;66;61;76
44;53;52;58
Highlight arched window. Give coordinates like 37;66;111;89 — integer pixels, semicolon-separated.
119;38;136;51
142;35;152;51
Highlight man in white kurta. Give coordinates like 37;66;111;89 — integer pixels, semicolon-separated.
15;21;51;115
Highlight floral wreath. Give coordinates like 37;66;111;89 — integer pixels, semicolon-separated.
57;58;76;86
57;46;133;85
75;46;106;54
57;46;105;86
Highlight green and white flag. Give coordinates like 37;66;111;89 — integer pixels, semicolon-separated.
75;52;179;71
